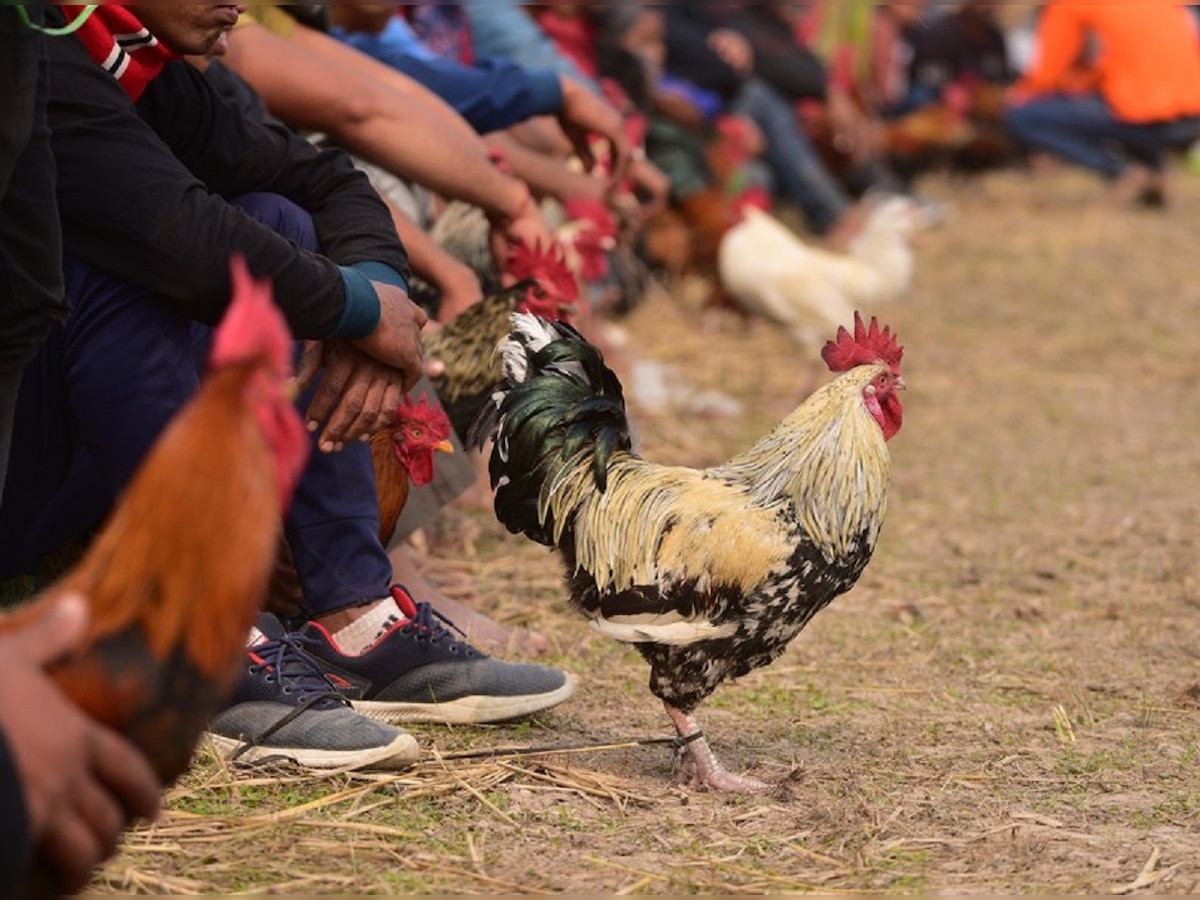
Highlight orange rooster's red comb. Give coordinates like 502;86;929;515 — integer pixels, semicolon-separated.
211;253;293;376
821;312;903;373
395;394;451;432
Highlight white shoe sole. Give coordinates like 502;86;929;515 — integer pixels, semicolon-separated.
204;730;420;771
351;672;578;725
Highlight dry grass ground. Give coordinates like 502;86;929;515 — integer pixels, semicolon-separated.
91;165;1199;894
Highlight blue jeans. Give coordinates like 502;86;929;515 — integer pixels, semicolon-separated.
1005;92;1185;178
0;193;392;614
731;77;850;235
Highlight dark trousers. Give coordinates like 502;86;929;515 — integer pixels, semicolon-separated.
1005;92;1199;178
731;77;850;235
0;193;392;615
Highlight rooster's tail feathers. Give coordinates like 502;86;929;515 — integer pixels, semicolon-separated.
470;312;631;543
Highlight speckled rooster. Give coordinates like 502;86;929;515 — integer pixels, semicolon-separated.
471;312;905;792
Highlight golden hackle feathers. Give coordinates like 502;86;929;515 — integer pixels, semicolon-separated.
543;454;792;596
713;365;892;560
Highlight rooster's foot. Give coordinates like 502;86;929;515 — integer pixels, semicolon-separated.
678;754;771;793
665;703;770;794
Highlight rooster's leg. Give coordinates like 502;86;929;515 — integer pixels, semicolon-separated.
664;702;769;793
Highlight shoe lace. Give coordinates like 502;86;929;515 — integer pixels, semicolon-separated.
230;633;350;767
250;632;347;703
401;601;477;653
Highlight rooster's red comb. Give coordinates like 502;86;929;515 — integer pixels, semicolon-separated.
506;238;580;305
820;312;903;373
564;196;617;236
394;394;452;433
211;253;292;374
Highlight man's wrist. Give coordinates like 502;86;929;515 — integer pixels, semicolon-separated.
331;262;409;340
486;177;535;230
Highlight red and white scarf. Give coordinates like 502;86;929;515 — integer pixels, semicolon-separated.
67;5;179;101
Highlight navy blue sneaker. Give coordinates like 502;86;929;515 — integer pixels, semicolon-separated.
301;586;576;725
206;614;420;770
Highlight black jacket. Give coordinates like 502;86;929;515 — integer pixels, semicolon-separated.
662;5;827;108
662;6;744;102
45;29;409;339
726;6;828;103
0;3;66;379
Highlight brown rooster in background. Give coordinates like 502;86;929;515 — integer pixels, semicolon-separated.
1;257;308;887
371;394;455;546
472;312;905;792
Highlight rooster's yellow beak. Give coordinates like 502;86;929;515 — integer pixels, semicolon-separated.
435;439;454;454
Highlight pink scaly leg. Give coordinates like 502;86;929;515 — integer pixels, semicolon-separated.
664;702;769;793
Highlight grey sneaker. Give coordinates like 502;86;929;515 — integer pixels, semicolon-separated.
206;614;420;771
300;585;577;725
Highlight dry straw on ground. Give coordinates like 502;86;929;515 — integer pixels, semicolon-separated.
93;165;1199;894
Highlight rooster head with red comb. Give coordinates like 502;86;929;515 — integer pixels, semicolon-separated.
821;312;905;441
388;394;454;487
506;238;579;321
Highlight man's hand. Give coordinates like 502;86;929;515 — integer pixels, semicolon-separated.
557;75;632;182
350;281;428;385
0;593;162;892
627;157;671;221
297;339;427;452
485;183;559;285
296;281;442;451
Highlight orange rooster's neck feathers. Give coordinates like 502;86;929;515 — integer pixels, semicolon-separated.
44;257;309;685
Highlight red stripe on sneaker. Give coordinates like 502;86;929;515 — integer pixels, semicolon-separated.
390;584;419;619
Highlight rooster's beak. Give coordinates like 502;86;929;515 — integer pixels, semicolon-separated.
895;376;908;391
435;439;454;454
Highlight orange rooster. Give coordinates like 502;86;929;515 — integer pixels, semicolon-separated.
371;394;455;546
472;312;904;792
0;256;309;803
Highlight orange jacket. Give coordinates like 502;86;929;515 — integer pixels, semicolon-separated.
1016;2;1200;122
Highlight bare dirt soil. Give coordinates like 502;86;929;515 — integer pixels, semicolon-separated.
92;166;1200;894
